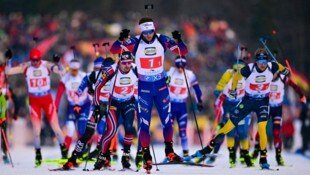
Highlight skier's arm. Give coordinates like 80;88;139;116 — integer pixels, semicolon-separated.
46;61;66;76
271;62;289;75
110;38;138;54
77;74;89;96
55;82;66;111
215;70;233;96
93;66;115;106
284;77;306;102
190;72;203;102
159;35;188;56
5;63;27;75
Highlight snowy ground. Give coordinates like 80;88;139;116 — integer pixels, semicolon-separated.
1;144;309;175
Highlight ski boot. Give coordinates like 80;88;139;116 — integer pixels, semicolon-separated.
276;148;284;166
142;147;152;174
183;150;189;157
89;146;100;160
135;149;143;171
165;142;182;162
111;149;118;165
251;143;260;161
93;152;111;170
228;147;236;168
121;149;131;169
239;148;245;164
60;143;68;159
62;151;80;170
206;156;216;164
3;154;10;164
259;149;270;169
240;149;253;167
35;149;42;167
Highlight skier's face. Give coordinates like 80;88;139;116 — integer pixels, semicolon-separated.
30;59;41;68
120;60;132;73
142;29;155;41
70;68;79;76
256;59;268;71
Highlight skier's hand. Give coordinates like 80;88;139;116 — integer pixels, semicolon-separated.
4;48;12;59
52;53;61;63
165;76;171;85
87;88;94;95
119;29;130;41
172;30;182;41
73;104;81;115
300;96;307;104
197;101;203;112
0;118;6;127
279;67;290;76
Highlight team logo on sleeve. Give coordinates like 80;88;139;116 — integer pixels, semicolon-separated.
33;70;42;77
119;77;131;85
255;75;266;83
144;47;157;56
237;82;243;89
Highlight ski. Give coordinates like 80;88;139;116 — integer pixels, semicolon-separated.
183;153;219;162
86;167;116;171
261;167;280;171
119;167;136;171
48;167;74;171
154;161;214;167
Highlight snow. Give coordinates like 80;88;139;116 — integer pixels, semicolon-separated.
1;145;309;175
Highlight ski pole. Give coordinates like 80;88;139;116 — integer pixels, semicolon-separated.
258;37;278;62
1;128;14;168
151;143;159;171
176;47;204;149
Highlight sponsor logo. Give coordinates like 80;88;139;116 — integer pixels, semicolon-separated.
144;47;157;56
119;77;131;85
141;89;150;93
174;78;184;85
33;70;42;77
71;82;80;89
255;75;266;83
239;104;244;109
270;84;278;91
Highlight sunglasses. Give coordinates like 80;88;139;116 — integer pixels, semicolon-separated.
257;59;268;64
142;29;155;35
31;59;40;63
120;60;132;65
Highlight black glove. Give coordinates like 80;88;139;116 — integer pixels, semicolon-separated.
197;101;203;112
279;67;290;76
119;29;130;41
52;53;61;63
87;88;94;95
172;30;182;41
5;48;12;59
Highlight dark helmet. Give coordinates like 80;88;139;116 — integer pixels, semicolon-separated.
119;51;133;61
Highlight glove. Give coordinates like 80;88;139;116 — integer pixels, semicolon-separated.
172;30;182;41
300;96;307;104
229;90;237;99
0;118;6;127
87;88;94;95
279;67;290;76
52;53;61;63
165;76;171;85
119;29;130;41
73;104;82;115
93;105;102;118
197;101;203;112
4;48;12;59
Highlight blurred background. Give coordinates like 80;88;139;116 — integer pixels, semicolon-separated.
0;0;309;152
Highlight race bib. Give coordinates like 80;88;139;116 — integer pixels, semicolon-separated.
29;77;47;88
114;85;134;95
140;56;162;69
170;85;187;95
